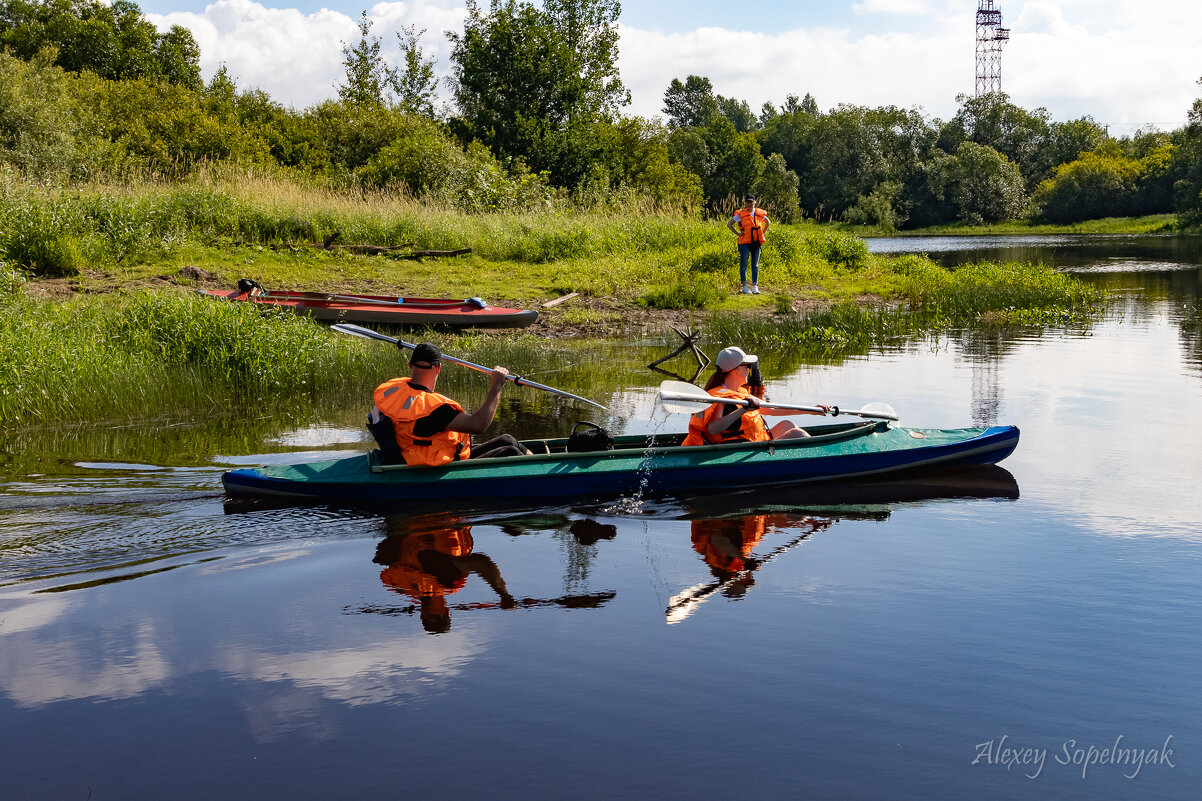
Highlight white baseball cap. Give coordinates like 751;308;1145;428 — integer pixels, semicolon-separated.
716;346;758;372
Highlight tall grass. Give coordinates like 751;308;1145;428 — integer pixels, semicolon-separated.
0;290;378;426
707;259;1105;353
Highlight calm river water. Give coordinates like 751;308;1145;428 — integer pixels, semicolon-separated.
2;235;1201;800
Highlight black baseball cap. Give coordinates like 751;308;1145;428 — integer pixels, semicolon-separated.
744;193;757;201
410;342;442;368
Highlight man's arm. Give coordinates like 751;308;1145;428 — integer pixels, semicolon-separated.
727;215;741;235
446;367;510;435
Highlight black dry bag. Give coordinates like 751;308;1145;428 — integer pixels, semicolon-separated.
566;421;614;453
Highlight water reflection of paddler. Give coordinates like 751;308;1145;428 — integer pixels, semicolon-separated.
668;514;833;623
374;516;515;633
690;514;833;585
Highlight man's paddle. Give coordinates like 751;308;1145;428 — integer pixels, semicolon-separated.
656;380;898;422
332;322;607;410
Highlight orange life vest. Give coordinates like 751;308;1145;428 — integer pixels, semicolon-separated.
735;208;768;245
379;527;474;599
681;385;770;446
373;377;471;466
691;516;768;572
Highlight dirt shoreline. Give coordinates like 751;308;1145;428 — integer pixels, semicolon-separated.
25;266;835;340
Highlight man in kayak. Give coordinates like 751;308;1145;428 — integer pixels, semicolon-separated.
681;346;831;446
368;342;531;465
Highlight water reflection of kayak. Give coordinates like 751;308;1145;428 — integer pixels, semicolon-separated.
678;464;1019;520
222;422;1019;506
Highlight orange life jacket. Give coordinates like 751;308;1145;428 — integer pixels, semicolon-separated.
379;528;474;598
373;377;471;466
691;516;768;572
681;385;770;446
735;208;768;245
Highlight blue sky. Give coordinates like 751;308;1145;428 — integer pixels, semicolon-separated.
145;0;1202;131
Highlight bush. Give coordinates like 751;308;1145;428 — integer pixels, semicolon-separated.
844;181;906;230
0;260;25;296
689;242;731;273
765;225;804;266
804;229;869;271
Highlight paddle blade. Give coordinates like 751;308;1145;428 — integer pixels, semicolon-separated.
859;402;899;422
657;380;716;414
331;323;398;344
665;582;714;625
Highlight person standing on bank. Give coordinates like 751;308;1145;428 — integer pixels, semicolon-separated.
368;342;531;465
681;346;831;446
727;194;770;295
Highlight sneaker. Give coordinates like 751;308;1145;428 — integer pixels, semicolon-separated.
741;284;752;294
752;285;761;294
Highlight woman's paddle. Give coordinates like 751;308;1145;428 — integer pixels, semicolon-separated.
332;322;607;410
657;379;898;421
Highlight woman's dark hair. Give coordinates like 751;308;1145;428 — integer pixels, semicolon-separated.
703;368;729;391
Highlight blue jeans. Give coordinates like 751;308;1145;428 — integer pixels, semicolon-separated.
738;243;762;285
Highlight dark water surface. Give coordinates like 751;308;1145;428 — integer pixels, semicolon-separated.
3;237;1202;800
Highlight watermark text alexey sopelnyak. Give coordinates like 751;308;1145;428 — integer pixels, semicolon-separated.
971;735;1175;780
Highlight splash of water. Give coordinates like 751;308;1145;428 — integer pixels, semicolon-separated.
605;407;673;515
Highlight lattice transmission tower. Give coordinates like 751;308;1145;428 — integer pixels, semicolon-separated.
975;0;1010;95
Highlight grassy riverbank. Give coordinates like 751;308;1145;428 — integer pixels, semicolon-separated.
1;172;1111;431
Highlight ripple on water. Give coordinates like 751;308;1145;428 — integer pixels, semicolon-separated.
0;467;383;586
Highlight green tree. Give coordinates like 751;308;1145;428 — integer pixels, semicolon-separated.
797;105;892;218
0;49;100;176
448;0;627;186
757;105;817;179
943;141;1027;224
754;152;800;222
1172;80;1202;227
0;0;200;87
662;75;719;129
699;116;763;212
1030;151;1139;222
338;11;390;107
716;94;757;132
543;0;627;116
1047;116;1109;169
91;74;270;174
940;93;1053;187
588;117;703;213
392;24;438;116
666;126;714;180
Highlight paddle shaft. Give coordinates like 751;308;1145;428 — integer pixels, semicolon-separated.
659;389;897;422
332;323;606;410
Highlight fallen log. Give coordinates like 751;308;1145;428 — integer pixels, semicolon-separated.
401;248;473;259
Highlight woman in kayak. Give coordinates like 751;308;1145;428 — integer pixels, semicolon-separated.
681;346;831;446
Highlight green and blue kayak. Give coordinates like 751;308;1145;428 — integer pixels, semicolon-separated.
222;421;1019;504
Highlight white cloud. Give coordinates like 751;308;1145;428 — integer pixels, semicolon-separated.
852;0;933;15
150;0;463;108
618;22;969;121
147;0;1200;128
